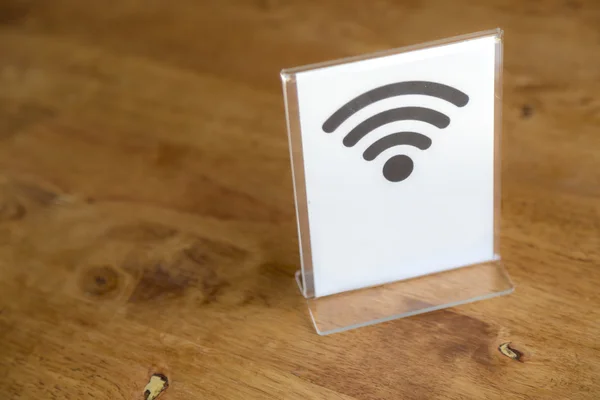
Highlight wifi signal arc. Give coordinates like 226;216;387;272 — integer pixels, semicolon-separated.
363;132;431;161
322;81;469;133
342;107;449;147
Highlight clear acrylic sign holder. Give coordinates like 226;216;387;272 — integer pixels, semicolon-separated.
281;29;514;335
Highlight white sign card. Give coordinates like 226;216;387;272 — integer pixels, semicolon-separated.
284;31;501;298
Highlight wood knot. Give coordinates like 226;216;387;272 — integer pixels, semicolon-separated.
520;104;534;119
144;374;169;400
80;265;120;297
498;342;524;362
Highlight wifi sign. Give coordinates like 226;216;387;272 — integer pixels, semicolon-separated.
322;81;469;182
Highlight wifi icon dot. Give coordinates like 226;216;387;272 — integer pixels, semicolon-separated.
322;81;469;182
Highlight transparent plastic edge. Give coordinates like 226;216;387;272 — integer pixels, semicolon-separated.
312;283;515;336
281;72;315;298
281;28;502;76
493;30;503;259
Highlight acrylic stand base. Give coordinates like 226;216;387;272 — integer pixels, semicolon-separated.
296;260;514;336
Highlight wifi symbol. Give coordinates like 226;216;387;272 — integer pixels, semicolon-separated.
322;81;469;182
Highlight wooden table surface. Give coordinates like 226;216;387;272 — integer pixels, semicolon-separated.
1;1;599;399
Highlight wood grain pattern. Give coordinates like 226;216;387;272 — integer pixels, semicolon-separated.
1;0;599;398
